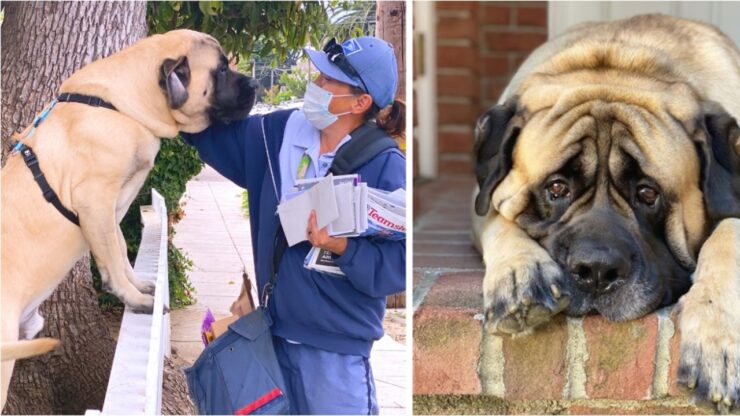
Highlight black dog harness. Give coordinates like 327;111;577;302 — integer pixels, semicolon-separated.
10;93;118;227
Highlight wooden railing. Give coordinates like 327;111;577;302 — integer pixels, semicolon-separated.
86;189;170;415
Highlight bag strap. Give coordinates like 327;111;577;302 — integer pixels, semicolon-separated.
328;123;398;175
259;110;294;308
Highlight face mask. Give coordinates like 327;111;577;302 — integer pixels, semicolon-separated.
302;82;355;130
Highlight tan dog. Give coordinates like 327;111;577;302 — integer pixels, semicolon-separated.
1;29;257;408
472;15;740;410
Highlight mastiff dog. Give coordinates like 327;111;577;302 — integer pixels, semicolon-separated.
472;14;740;410
1;29;257;407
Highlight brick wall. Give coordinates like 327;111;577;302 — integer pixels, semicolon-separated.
435;1;547;176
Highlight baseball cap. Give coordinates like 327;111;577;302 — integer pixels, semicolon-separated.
304;36;398;108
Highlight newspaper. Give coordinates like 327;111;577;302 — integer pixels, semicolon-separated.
277;173;406;276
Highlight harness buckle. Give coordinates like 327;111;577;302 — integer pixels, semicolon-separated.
21;148;39;167
88;96;101;107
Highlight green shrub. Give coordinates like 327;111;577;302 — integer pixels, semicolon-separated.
278;65;310;99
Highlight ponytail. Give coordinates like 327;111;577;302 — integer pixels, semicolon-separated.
376;99;406;143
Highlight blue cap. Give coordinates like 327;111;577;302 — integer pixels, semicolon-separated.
304;36;398;108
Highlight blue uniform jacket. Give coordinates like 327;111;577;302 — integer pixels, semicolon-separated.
181;109;406;357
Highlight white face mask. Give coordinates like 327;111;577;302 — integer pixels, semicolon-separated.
302;82;356;130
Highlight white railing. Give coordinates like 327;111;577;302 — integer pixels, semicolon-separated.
86;189;170;415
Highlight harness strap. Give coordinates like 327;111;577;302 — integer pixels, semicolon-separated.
57;92;117;111
17;143;80;226
9;92;116;227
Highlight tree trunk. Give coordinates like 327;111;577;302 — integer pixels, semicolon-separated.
1;2;147;414
375;1;405;101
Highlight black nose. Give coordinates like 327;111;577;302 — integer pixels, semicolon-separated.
248;77;259;90
568;245;631;295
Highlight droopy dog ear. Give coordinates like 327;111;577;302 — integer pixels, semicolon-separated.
473;97;522;216
159;56;190;109
695;103;740;225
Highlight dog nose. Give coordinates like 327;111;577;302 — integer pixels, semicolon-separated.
568;246;631;295
248;78;259;90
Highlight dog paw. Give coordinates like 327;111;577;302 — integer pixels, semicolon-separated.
128;294;155;314
135;280;157;295
483;255;570;335
676;283;740;413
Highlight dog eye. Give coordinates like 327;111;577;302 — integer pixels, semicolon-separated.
637;185;659;206
547;180;571;200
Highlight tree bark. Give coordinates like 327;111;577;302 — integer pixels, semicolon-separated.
1;2;147;414
375;1;405;101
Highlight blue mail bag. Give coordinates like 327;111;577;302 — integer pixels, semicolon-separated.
185;307;289;415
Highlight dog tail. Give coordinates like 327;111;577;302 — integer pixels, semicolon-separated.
1;338;60;361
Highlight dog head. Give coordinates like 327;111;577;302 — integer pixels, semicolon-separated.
474;43;740;321
154;30;258;133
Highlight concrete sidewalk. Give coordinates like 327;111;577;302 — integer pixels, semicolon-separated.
171;165;407;414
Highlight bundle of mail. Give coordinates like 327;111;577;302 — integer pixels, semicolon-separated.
276;174;406;276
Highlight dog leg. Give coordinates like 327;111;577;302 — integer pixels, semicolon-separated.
116;227;156;295
677;218;740;413
480;213;570;335
77;194;154;314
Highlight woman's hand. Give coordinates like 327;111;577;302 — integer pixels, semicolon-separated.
307;210;348;255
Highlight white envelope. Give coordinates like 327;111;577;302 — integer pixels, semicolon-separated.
277;175;339;246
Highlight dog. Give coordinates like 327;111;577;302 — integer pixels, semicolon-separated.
1;29;257;407
472;15;740;410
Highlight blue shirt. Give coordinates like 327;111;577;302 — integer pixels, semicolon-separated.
278;111;353;199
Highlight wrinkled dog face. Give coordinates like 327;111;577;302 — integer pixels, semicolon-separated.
158;31;258;133
517;122;693;320
473;89;723;321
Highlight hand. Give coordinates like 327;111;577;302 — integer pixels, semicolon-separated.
307;210;348;255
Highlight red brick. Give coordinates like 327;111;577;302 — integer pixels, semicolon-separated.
421;216;472;231
513;52;530;71
503;314;569;399
414;242;478;256
478;56;509;77
486;82;506;102
438;102;479;125
437;74;478;98
439;131;474;153
438;158;473;175
436;1;476;11
437;17;477;39
423;271;484;311
583;314;658;399
516;6;547;27
485;31;547;52
480;5;510;25
413;306;482;394
414;231;472;244
437;45;477;68
667;311;689;397
431;205;477;220
414;253;482;270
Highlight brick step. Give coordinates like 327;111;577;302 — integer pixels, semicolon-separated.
413;269;714;412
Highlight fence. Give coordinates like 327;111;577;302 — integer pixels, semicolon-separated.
86;189;170;415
